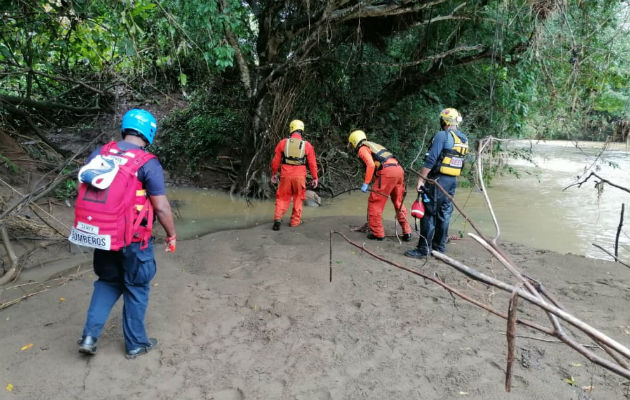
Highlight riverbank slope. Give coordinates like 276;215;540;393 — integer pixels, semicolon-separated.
1;215;629;399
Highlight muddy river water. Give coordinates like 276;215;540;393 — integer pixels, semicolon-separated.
168;141;629;260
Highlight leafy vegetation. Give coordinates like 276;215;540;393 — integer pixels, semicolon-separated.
0;0;627;196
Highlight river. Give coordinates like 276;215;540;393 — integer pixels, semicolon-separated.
168;141;629;260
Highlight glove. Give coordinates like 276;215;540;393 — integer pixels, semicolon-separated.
165;235;177;253
271;174;279;184
360;183;369;193
311;179;318;188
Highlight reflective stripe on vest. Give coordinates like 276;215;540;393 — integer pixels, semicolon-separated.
362;141;394;169
282;137;306;165
438;130;468;176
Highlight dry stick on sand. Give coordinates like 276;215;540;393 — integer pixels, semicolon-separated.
331;231;553;334
615;203;624;258
455;188;630;375
333;232;630;380
0;265;91;310
432;250;630;379
411;143;630;360
505;290;519;392
592;243;630;269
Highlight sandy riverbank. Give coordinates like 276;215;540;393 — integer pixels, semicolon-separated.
1;215;629;399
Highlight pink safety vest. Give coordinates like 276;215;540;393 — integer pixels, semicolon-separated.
69;142;156;251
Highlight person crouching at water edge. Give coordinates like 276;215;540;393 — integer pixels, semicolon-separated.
347;129;412;242
270;119;319;230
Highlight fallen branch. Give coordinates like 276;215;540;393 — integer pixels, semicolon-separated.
331;231;553;335
0;93;104;113
505;290;519;392
335;230;630;379
563;171;630;194
432;250;630;377
615;203;624;258
0;226;18;285
0;264;91;310
592;243;630;269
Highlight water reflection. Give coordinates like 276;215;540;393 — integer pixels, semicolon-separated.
168;141;629;260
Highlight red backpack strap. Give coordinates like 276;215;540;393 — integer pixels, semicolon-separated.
100;141;118;155
128;150;157;250
133;196;154;250
135;151;157;169
116;148;156;174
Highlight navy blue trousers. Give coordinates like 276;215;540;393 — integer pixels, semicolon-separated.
82;239;156;351
417;175;457;254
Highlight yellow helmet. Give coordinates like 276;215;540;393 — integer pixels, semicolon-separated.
289;119;305;133
440;108;462;126
348;130;367;149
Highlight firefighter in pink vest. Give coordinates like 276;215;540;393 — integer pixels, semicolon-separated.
75;109;176;359
270;119;318;230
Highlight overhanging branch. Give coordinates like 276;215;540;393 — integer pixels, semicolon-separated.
360;44;485;67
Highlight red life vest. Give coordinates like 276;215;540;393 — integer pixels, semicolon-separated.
69;142;156;251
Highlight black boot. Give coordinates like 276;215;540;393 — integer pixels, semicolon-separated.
126;338;158;360
404;248;428;259
78;335;98;355
272;220;281;231
367;233;384;241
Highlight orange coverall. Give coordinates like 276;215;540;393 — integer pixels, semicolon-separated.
358;145;411;238
271;132;318;226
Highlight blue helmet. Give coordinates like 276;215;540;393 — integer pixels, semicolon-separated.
121;109;157;145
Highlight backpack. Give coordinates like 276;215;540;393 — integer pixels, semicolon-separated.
68;141;156;251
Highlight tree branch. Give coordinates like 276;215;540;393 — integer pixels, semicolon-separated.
360;44;485;68
564;171;630;194
0;94;105;113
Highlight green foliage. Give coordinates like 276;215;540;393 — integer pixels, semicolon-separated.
492;0;630;140
0;153;19;174
1;0;627;193
0;0;248;100
153;88;246;177
54;177;77;200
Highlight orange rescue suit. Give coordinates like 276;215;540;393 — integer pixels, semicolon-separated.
357;144;411;238
271;132;318;226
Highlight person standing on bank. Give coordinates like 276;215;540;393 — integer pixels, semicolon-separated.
348;130;412;241
71;109;176;359
270;119;319;230
405;108;468;258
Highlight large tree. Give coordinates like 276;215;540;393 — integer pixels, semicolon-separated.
1;0;627;195
213;0;528;193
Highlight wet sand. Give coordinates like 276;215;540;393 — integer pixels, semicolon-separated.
1;215;629;399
